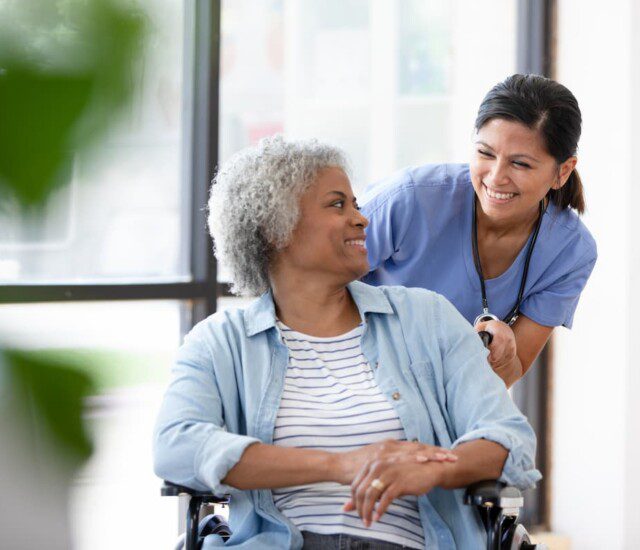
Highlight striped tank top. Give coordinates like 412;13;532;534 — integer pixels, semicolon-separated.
272;321;425;549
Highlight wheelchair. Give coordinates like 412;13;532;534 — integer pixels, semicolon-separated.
162;479;547;550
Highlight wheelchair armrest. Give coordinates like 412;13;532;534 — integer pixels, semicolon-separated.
464;480;523;515
161;480;230;504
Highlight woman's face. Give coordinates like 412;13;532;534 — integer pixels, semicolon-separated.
469;118;576;225
278;167;369;284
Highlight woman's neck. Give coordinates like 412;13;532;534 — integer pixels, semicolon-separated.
269;272;361;337
476;200;541;241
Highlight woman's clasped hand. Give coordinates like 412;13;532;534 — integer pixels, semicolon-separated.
473;318;522;387
341;440;458;527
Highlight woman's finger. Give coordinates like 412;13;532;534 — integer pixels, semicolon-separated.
361;478;384;526
353;462;376;521
342;498;355;512
373;484;398;522
350;460;372;507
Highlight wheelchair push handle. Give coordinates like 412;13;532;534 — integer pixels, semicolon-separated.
478;330;493;348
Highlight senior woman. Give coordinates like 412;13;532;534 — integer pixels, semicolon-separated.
153;136;540;549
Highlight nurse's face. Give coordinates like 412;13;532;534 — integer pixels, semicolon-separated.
470;118;576;225
278;167;370;284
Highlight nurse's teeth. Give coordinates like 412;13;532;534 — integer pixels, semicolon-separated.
486;186;515;200
346;240;365;246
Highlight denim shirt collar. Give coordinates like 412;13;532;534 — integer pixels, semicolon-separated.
243;280;394;337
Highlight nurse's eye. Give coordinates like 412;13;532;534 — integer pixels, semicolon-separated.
332;200;345;208
513;160;532;169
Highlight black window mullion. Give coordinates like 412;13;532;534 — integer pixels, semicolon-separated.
185;0;221;332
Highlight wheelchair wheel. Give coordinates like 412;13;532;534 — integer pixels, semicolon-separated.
197;514;232;548
503;523;548;550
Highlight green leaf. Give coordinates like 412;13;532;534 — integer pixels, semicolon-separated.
2;349;96;467
0;64;93;204
0;0;146;206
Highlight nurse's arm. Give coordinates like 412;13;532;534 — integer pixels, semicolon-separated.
512;314;554;375
478;315;553;387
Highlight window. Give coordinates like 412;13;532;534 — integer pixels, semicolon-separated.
0;1;219;547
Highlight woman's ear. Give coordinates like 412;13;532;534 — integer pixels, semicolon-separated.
553;156;578;189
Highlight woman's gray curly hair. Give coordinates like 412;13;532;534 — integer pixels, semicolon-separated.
207;135;349;296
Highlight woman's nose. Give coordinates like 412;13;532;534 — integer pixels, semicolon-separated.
353;209;369;228
486;161;510;187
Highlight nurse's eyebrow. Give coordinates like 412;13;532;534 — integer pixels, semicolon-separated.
475;140;540;162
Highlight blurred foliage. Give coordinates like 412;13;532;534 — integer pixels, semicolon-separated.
39;348;171;392
0;0;147;206
0;0;147;467
2;349;96;468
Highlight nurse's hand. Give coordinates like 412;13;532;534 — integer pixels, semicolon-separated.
474;319;522;387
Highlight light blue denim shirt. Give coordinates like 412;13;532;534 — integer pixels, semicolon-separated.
153;281;541;549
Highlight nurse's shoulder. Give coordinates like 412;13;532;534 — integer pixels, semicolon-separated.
360;163;474;243
361;162;471;208
544;201;597;264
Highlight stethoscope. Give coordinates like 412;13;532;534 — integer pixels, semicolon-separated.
472;197;546;347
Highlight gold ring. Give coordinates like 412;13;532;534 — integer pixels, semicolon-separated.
370;478;385;491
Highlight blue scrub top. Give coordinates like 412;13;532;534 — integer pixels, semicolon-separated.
360;163;597;329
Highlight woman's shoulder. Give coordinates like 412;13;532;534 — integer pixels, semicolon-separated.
365;283;448;320
182;301;257;358
361;163;472;206
364;284;471;355
545;203;598;262
409;162;471;191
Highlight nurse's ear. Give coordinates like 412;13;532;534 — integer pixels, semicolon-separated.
553;156;578;189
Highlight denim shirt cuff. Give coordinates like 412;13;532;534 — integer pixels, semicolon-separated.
452;431;542;490
195;430;261;495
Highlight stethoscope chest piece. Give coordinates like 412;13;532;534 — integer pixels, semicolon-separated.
473;311;500;327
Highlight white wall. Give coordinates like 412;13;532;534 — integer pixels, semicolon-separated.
553;1;637;547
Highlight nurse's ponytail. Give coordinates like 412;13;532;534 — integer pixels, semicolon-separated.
549;168;585;214
475;74;586;214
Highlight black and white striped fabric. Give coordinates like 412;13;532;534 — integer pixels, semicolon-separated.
272;321;425;549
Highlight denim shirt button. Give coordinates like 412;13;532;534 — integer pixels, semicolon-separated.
392;391;401;400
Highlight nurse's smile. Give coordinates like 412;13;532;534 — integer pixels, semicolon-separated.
483;183;518;203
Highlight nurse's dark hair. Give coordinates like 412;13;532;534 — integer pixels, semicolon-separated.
475;73;585;214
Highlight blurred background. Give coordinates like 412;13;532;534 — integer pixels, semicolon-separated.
0;0;636;548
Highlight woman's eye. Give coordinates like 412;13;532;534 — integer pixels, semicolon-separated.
478;149;493;158
333;200;344;208
513;161;531;169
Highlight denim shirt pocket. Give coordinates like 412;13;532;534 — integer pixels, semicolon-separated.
408;360;455;447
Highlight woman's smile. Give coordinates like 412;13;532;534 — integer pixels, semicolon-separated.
345;237;367;253
483;183;518;203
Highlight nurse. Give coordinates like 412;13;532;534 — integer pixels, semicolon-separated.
361;74;597;387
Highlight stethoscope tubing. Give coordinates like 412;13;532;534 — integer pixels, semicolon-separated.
472;197;546;347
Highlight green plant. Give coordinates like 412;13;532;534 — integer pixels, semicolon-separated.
0;0;146;467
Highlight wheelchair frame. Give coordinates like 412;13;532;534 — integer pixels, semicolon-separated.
162;479;543;550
